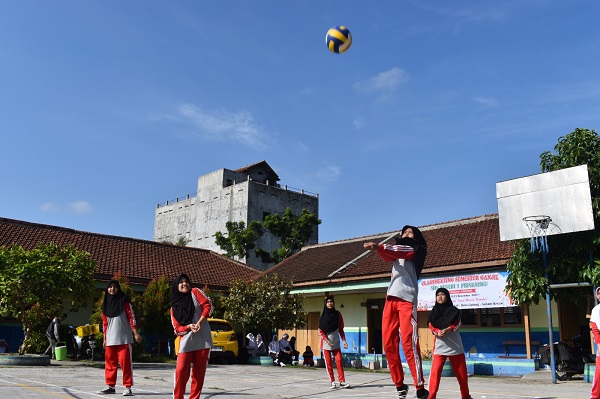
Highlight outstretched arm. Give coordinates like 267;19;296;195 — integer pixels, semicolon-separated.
363;242;414;262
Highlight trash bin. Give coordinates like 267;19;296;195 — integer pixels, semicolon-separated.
55;341;67;361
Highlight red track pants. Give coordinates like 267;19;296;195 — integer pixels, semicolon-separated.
323;348;345;383
382;296;425;389
173;347;210;399
428;353;470;399
592;355;600;399
104;344;134;388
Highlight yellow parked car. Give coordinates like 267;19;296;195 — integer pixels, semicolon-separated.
208;318;239;364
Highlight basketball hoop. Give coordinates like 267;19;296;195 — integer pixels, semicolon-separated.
522;215;561;253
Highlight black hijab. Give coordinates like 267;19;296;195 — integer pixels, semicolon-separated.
101;280;130;318
394;225;427;278
428;288;461;329
170;274;195;326
319;296;340;333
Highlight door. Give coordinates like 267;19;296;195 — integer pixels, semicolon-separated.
367;298;385;353
306;312;321;353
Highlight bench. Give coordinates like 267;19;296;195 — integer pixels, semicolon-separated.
501;340;540;358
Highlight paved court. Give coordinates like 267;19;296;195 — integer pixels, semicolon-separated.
0;360;591;399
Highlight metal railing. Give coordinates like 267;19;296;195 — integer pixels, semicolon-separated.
156;193;197;208
156;180;318;208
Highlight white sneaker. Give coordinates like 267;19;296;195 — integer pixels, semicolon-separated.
280;362;286;367
331;382;336;389
339;382;350;388
122;387;133;396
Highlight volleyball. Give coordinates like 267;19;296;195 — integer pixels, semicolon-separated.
325;25;352;54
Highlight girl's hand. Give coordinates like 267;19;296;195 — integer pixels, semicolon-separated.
343;340;348;349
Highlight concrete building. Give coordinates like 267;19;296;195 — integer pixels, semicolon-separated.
154;161;319;270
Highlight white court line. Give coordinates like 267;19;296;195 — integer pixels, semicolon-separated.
0;372;161;397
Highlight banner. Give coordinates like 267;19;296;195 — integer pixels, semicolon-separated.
417;271;513;311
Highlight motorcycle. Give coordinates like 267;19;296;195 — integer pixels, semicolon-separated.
538;334;595;381
68;325;98;361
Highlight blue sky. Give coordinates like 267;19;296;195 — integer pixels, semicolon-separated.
2;1;599;244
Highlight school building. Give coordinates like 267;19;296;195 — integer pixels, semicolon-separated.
271;214;595;376
1;214;594;376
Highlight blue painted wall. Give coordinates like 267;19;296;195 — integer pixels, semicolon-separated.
338;327;558;360
460;329;559;357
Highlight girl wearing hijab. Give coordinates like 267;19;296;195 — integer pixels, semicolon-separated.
97;280;142;396
246;333;257;356
170;274;213;399
278;333;293;366
427;288;471;399
363;225;428;399
255;334;266;355
302;345;314;366
268;334;281;365
318;296;350;389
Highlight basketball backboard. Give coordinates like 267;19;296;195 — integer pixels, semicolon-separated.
496;164;594;241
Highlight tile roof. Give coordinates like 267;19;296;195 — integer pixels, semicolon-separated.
0;217;260;289
265;214;514;285
233;160;280;181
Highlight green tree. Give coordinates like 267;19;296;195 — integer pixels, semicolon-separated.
176;236;189;247
199;285;225;319
160;237;189;247
223;274;305;336
0;243;96;354
506;128;600;305
215;221;264;260
256;208;321;264
141;276;172;338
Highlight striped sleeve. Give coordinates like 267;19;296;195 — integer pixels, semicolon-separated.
124;302;138;330
377;244;415;261
192;288;214;319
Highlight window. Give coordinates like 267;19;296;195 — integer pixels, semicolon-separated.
481;308;501;327
460;306;523;327
502;306;522;325
461;309;478;326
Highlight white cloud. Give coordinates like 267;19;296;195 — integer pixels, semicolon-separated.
173;104;268;150
353;117;366;129
318;164;341;181
353;67;409;94
69;201;92;214
40;202;58;212
472;96;498;108
298;87;315;96
294;142;311;154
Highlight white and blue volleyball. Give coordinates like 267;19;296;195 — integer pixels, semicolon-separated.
325;25;352;54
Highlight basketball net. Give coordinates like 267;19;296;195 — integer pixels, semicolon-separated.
523;216;553;253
